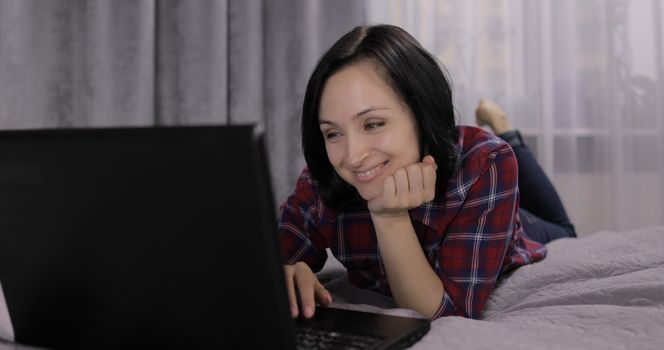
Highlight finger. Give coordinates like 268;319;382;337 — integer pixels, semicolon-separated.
295;268;317;318
370;175;396;213
392;168;409;197
283;266;299;318
383;173;396;199
314;281;332;306
406;164;424;200
422;164;437;202
422;155;437;170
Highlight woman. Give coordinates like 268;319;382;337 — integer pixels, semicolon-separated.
278;24;575;320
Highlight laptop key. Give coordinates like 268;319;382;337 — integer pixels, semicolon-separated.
295;325;383;350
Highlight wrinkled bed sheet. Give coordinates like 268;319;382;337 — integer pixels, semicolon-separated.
1;227;662;349
317;226;664;349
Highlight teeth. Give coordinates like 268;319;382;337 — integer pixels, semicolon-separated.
355;163;384;177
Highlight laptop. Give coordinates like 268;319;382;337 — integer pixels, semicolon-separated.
0;125;430;349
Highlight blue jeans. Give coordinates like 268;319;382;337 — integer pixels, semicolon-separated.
500;131;577;244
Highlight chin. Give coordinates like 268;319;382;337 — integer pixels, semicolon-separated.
355;186;381;202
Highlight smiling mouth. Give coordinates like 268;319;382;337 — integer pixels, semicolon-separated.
353;161;388;182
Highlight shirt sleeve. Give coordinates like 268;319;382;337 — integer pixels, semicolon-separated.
277;168;328;272
432;141;519;319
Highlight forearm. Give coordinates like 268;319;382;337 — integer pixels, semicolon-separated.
371;213;444;319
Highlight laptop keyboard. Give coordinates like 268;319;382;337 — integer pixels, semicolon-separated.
295;325;384;350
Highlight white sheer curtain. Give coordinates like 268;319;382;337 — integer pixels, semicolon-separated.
367;0;664;236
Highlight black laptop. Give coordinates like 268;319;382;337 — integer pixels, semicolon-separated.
0;125;430;349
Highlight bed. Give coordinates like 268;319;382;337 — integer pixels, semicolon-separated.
1;226;662;349
317;225;664;349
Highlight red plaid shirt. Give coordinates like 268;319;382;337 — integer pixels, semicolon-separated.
278;126;547;319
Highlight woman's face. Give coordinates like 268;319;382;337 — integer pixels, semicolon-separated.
318;62;420;201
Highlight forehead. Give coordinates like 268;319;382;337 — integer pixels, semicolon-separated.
319;62;405;117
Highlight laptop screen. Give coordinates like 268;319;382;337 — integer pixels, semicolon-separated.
0;125;295;349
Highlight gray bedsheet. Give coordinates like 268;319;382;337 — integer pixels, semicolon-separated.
1;226;662;349
319;226;664;349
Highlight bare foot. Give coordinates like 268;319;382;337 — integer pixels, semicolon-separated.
475;99;514;135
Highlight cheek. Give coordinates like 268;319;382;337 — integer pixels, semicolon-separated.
381;133;420;160
325;143;343;167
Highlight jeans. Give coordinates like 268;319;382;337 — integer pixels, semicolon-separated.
499;131;577;244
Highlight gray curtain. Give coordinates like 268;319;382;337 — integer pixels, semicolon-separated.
0;0;366;205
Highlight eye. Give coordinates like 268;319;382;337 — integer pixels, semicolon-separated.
322;130;342;140
364;121;385;130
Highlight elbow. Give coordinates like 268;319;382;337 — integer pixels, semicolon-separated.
395;284;445;320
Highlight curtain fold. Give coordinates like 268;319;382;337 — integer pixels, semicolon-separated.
0;0;366;205
156;0;229;126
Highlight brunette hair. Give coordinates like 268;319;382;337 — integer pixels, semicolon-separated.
301;24;459;208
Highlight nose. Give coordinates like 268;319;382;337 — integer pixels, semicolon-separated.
345;134;369;167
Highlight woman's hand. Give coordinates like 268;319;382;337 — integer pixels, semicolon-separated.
367;156;437;218
283;262;332;319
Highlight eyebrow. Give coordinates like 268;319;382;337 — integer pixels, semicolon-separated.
319;106;389;125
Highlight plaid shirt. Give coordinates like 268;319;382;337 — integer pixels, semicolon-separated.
278;126;547;319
